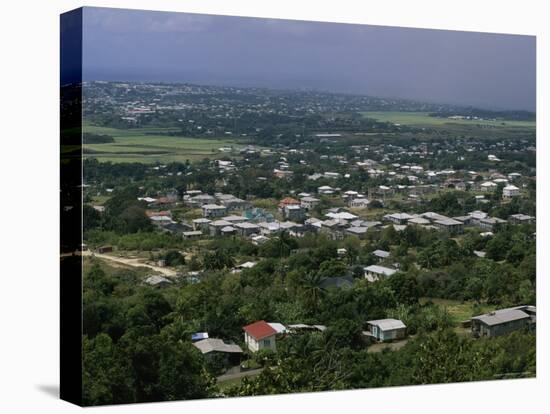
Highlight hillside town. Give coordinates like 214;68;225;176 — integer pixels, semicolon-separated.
80;81;536;404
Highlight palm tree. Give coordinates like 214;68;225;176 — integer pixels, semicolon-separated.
302;271;324;312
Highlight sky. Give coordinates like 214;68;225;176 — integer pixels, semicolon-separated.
81;7;536;111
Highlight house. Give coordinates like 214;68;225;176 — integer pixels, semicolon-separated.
284;204;305;221
243;320;278;352
222;215;248;224
384;213;414;225
468;210;488;225
234;221;261;237
278;197;300;211
202;204;227;218
320;219;347;240
192;338;243;369
187;194;216;207
480;181;498;192
221;226;236;236
471;306;536;338
364;265;397;282
508;214;535;225
231;261;257;273
150;215;174;226
182;230;203;240
192;218;211;231
217;194;250;211
325;211;358;221
251;235;270;245
345;226;368;239
318;185;335;195
144;275;173;288
502;185;520;199
372;249;390;261
433;218;464;234
478;217;507;231
97;245;113;254
366;319;407;342
408;217;431;226
300;196;320;211
209;219;232;236
349;197;370;209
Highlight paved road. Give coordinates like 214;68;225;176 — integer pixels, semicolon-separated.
82;250;177;277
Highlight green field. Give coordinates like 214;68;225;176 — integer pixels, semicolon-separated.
420;297;495;324
83;125;246;163
362;111;535;129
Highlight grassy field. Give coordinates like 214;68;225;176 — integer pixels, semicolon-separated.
420;297;495;324
362;111;535;129
83;124;246;164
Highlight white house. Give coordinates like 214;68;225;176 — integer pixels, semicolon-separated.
349;197;370;209
202;204;227;218
243;320;278;352
364;265;397;282
300;196;320;211
366;319;407;342
480;181;498;192
503;185;520;199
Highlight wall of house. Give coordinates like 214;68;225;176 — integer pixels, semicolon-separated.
245;333;276;352
487;319;529;337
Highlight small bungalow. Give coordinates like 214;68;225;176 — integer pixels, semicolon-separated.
192;338;244;369
243;320;278;353
349;197;370;209
209;219;232;236
192;218;211;231
345;226;368;239
364;265;397;282
202;204;227;218
384;212;414;225
508;214;535;225
366;319;407;342
502;185;520;199
471;306;536;338
433;218;464;234
278;197;300;212
300;196;321;211
372;249;390;261
235;221;261;237
284;204;305;221
144;275;173;288
182;230;203;240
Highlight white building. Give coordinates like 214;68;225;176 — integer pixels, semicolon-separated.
243;320;278;353
202;204;227;218
364;265;397;282
503;185;520;199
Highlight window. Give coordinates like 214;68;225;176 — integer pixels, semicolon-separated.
263;339;271;347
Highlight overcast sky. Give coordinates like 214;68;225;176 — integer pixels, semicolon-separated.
82;7;536;111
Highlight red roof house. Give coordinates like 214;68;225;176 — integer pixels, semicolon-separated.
278;197;300;210
243;320;278;352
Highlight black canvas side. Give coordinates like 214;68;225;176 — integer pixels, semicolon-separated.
60;7;83;407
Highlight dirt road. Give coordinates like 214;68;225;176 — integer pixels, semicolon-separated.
82;251;177;277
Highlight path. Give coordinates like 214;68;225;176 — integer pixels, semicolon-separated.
82;250;177;277
216;368;264;384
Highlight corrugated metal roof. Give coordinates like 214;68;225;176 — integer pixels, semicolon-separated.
367;318;406;331
472;309;530;326
193;338;243;354
243;320;277;340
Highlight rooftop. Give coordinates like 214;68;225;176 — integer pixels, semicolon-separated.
243;320;278;340
192;338;243;354
367;318;406;331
